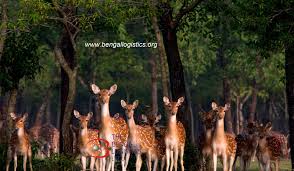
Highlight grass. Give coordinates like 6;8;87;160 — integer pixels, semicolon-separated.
217;159;292;171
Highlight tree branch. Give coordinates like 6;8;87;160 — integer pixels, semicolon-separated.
0;0;8;61
241;92;251;104
173;0;205;28
54;44;73;76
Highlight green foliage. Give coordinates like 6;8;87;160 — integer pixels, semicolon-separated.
184;142;201;170
33;154;79;171
0;31;42;93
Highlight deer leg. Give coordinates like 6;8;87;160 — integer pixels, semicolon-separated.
153;157;158;171
222;154;227;171
160;156;166;171
170;149;174;171
265;161;270;171
135;153;142;171
228;155;235;171
95;159;100;171
23;154;27;171
81;156;87;171
173;148;178;171
274;160;279;171
5;148;12;171
13;153;17;171
108;148;115;171
28;146;33;171
147;152;152;171
121;145;126;171
180;146;184;171
124;149;131;170
166;148;170;171
213;153;217;171
90;157;96;171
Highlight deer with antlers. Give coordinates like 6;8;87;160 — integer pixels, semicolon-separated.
256;122;290;171
141;114;166;171
233;121;259;171
73;110;100;171
198;109;217;171
121;100;157;171
91;84;129;171
6;112;33;171
211;102;237;171
163;96;186;171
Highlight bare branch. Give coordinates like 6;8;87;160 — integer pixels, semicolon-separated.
241;92;251;104
54;44;73;76
173;0;205;28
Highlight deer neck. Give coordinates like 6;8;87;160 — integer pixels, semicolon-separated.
205;129;212;141
100;102;111;129
127;117;137;137
80;127;89;145
167;115;177;136
214;118;225;141
17;127;25;137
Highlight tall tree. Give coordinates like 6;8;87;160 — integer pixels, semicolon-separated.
158;0;204;140
0;0;8;61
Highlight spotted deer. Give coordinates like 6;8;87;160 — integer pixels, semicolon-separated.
29;97;59;158
91;84;129;171
256;122;290;171
73;110;100;171
199;109;217;171
233;121;259;171
121;100;156;171
141;114;166;171
211;102;237;171
6;113;33;171
163;96;186;171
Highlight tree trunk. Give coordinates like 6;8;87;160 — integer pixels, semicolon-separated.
184;72;195;144
159;3;191;139
217;46;233;133
5;88;17;143
150;54;158;114
151;14;169;98
236;95;240;134
285;43;294;169
249;79;258;122
53;4;79;154
0;0;8;61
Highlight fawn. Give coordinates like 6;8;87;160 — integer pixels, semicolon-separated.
6;112;33;171
256;122;289;171
163;96;186;171
233;121;259;171
199;109;217;171
91;84;129;171
211;102;237;171
73;110;100;171
142;114;166;171
121;100;157;171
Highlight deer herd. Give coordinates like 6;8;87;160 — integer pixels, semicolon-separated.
5;83;290;171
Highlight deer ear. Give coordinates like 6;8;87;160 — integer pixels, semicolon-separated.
87;112;93;119
224;104;230;111
141;115;148;123
109;84;117;95
121;100;127;108
91;84;100;94
177;97;184;106
23;113;28;120
155;114;162;123
265;122;272;131
10;113;17;120
133;100;139;108
211;102;218;110
73;110;80;119
163;96;170;105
